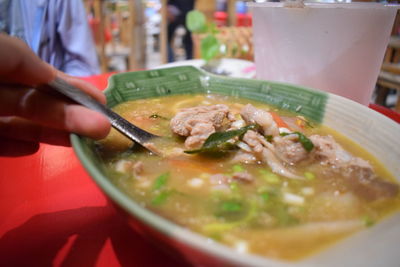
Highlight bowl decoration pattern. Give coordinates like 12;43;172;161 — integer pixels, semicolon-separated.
71;66;400;267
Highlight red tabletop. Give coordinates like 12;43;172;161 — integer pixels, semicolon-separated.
1;73;399;266
0;73;189;267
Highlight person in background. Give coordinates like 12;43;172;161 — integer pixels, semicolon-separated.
167;0;195;62
0;34;110;157
0;0;100;77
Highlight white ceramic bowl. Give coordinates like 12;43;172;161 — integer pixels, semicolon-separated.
71;66;400;267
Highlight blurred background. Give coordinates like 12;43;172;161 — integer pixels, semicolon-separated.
82;0;400;111
82;0;398;68
83;0;255;71
1;0;398;109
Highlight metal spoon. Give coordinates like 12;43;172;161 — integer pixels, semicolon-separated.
47;77;162;155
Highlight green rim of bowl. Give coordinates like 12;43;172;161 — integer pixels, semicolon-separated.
71;66;330;266
104;66;327;123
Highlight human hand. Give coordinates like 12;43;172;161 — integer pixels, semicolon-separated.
0;34;111;156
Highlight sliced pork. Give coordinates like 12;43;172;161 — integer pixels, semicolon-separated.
169;103;399;201
309;135;399;201
170;104;233;149
231;150;258;164
242;130;304;180
240;104;279;137
274;134;309;165
232;172;254;183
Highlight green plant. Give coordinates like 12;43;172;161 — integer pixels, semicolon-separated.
186;10;221;62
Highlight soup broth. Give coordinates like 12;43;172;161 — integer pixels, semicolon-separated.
96;94;400;260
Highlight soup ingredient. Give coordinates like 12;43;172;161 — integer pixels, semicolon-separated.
280;132;314;152
232;172;253;183
170;104;234;149
241;104;279;137
309;135;399;201
149;114;169;120
274;134;310;164
304;172;315;180
153;172;169;190
99;94;400;261
269;111;291;129
184;124;257;154
151;172;171;205
133;161;144;176
241;130;304;179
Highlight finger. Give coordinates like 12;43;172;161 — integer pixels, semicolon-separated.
0;34;106;104
0;116;71;146
0;34;56;86
57;72;107;104
0;138;40;157
0;87;111;140
65;105;111;140
38;72;107;105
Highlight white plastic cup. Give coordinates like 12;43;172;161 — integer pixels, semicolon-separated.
248;2;399;105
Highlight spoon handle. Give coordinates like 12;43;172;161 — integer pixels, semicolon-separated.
48;77;157;144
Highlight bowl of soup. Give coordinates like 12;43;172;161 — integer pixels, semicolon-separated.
71;66;400;267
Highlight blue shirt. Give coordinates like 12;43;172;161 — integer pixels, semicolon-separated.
0;0;100;76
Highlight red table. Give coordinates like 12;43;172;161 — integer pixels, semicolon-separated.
0;73;189;267
1;73;399;266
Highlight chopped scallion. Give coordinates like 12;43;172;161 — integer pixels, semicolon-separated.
260;170;281;184
232;164;244;173
230;182;239;192
221;201;243;212
205;201;257;233
153;172;170;191
304;171;316;180
362;215;375;227
151;191;171;205
260;192;270;202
